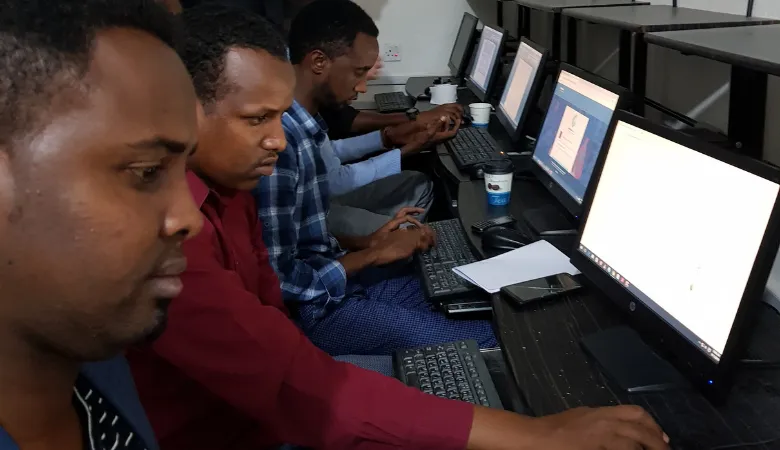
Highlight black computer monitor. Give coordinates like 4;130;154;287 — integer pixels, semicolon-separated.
495;38;548;142
466;24;506;102
448;12;479;79
530;64;628;218
572;111;780;401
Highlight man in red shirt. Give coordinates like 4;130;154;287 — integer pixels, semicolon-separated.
127;4;669;450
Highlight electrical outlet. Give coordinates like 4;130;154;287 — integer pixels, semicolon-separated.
381;43;401;62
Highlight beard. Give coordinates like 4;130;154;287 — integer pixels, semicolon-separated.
137;297;172;344
315;83;349;109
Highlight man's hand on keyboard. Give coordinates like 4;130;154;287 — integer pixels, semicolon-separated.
368;207;426;247
420;104;464;124
467;405;669;450
384;114;462;156
369;226;436;265
400;116;462;156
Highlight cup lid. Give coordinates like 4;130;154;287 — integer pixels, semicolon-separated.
484;159;514;175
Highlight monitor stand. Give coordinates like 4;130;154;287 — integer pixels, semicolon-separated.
522;203;576;235
581;326;689;393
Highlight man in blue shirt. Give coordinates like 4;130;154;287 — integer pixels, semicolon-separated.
322;112;453;236
254;0;497;356
0;1;202;449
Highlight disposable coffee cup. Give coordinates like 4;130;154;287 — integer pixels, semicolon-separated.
484;160;514;206
469;103;492;127
430;84;458;105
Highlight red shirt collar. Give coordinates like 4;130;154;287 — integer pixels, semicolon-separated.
186;171;210;209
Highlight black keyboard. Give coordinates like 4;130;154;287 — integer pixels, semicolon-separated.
446;127;509;170
375;92;413;113
394;340;504;408
415;219;480;301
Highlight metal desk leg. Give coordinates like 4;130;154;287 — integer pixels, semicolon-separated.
618;30;632;90
552;12;562;62
566;16;578;65
520;6;531;38
632;33;648;116
729;66;767;159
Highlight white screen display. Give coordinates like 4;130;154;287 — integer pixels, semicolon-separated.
579;121;779;361
499;41;543;129
469;25;503;94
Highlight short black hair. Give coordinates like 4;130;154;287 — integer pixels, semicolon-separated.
180;4;289;105
0;0;179;148
288;0;378;65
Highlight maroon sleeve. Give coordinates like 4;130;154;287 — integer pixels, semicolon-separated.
152;227;474;450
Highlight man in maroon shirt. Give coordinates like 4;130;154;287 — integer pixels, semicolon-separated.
127;5;669;450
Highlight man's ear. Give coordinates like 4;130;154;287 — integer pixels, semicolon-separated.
196;101;207;128
309;50;330;76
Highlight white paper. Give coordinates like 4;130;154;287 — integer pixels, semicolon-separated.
453;240;580;294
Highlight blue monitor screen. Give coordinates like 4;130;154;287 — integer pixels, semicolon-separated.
532;70;620;205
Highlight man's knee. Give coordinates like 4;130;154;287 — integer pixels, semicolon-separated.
404;171;434;208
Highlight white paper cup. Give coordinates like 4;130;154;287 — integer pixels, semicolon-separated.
469;102;492;127
430;84;458;105
484;160;514;206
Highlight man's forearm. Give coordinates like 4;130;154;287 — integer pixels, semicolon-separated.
338;248;377;275
335;234;372;252
466;406;541;450
351;111;408;134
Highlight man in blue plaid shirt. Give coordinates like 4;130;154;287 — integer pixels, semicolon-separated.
254;0;497;355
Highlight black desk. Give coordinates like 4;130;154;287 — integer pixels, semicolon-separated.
645;25;780;159
405;76;455;99
562;5;779;116
434;138;780;449
512;0;649;62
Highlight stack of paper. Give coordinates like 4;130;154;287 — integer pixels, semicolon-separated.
453;240;580;293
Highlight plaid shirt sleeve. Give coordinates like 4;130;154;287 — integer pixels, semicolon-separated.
254;118;348;307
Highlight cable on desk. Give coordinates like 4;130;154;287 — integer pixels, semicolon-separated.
739;359;780;369
710;436;780;450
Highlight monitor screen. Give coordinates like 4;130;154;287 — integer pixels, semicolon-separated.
449;13;478;78
468;25;504;97
532;70;620;206
578;120;780;363
498;41;544;131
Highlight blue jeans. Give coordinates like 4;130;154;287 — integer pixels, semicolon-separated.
298;266;498;356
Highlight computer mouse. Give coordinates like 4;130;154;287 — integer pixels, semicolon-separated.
482;227;530;252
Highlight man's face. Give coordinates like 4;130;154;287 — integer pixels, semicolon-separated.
193;48;295;191
0;29;202;360
319;32;378;107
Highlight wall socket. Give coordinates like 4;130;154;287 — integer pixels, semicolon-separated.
381;43;402;62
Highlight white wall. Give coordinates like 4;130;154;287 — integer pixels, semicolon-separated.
754;0;780;19
352;0;497;80
678;0;748;15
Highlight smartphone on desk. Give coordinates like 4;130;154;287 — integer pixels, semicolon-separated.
500;273;582;307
